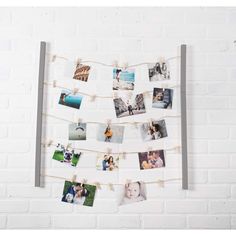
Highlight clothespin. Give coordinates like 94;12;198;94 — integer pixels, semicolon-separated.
71;175;77;183
89;94;96;102
81;178;87;185
107;119;112;125
77;118;82;126
126;179;131;185
76;58;82;66
143;90;151;98
122;152;126;160
133;121;139;129
113;60;119;68
53;80;57;88
73;87;79;95
108;183;114;191
94;182;102;190
157;179;165;188
147;146;153;153
175;146;181;154
51;55;57;62
159;56;165;64
127;91;132;99
148;118;153;126
113;92;118;99
47;140;53;147
122;62;129;70
66;143;71;150
106;148;112;155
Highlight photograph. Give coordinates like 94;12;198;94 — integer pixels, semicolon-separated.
58;89;83;110
140;119;168;142
148;62;170;81
96;153;119;171
113;68;135;90
120;181;146;205
97;124;124;144
138;150;165;170
152;88;173;109
69;122;87;140
61;180;96;207
52;143;82;167
113;93;146;118
73;63;91;82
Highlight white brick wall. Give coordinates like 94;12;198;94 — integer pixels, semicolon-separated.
0;7;236;229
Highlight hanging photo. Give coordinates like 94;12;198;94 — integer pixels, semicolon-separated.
52;143;82;167
113;68;135;90
113;93;146;118
96;153;119;171
140;119;168;142
58;89;83;110
148;62;170;81
69;123;87;140
120;181;146;205
97;124;124;144
61;181;96;207
73;63;91;82
152;88;173;109
138;150;165;170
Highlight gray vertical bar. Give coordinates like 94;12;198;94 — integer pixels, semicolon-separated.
181;44;188;190
35;41;46;187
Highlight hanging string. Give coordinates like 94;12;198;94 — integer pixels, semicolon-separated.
47;53;180;68
41;141;181;155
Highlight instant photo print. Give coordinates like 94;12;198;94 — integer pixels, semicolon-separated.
73;63;91;82
52;143;82;167
152;88;173;109
148;61;170;81
96;153;119;171
69;123;87;140
113;68;135;90
61;181;96;207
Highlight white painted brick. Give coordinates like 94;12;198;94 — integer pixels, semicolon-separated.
0;126;8;138
209;170;236;183
188;215;230;229
231;216;236;229
230;155;236;168
210;200;236;213
8;125;34;139
208;83;236;96
0;216;6;229
209;141;236;153
0;200;28;213
52;215;97;229
187;185;230;198
207;54;236;66
0;40;11;51
208;111;236;124
230;97;236;109
188;140;208;154
0;140;30;153
165;200;207;213
207;25;236;39
7;215;51;229
0;184;6;197
0;170;29;183
142;215;186;229
30;200;73;213
98;215;140;229
0;96;9;108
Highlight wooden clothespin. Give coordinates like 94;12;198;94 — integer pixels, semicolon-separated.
125;179;132;185
73;87;79;95
47;140;53;147
94;182;102;190
66;143;71;150
157;179;165;188
147;146;153;153
71;175;77;183
108;183;114;191
51;55;57;62
77;118;82;126
53;80;57;88
122;152;126;160
113;92;118;99
107;119;112;126
143;90;151;98
89;94;96;102
76;58;82;66
122;62;129;70
81;178;87;185
106;148;112;155
132;121;139;129
159;56;165;64
175;146;181;154
113;60;119;68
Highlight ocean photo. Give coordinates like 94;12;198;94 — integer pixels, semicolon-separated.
113;68;135;90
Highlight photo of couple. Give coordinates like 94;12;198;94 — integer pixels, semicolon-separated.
148;62;170;81
113;68;135;90
138;150;165;170
61;181;96;207
140;119;168;142
96;153;119;171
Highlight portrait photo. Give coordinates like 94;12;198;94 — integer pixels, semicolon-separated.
96;124;124;144
58;89;83;110
138;150;165;170
61;181;96;207
113;68;135;90
96;153;119;171
113;93;146;118
148;62;170;81
69;122;87;140
140;119;168;142
152;88;173;109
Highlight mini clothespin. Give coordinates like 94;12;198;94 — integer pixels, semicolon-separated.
122;62;129;70
47;140;53;147
143;90;151;98
122;152;126;160
147;146;153;153
113;60;119;68
133;121;139;129
89;94;96;102
148;118;153;126
127;91;132;99
53;80;57;88
175;146;181;154
77;118;82;126
51;55;57;62
71;175;77;183
125;179;132;186
76;58;82;66
81;178;87;185
106;148;112;155
157;179;165;188
94;182;102;190
159;56;165;64
108;183;114;191
73;87;79;95
113;92;118;99
107;119;112;125
66;143;71;150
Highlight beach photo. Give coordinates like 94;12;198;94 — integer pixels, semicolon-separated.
138;150;165;170
152;88;173;109
52;143;82;167
69;123;87;140
113;68;135;90
58;89;83;110
148;62;170;81
73;63;91;82
113;93;146;118
97;124;124;144
96;153;119;171
61;181;96;207
140;119;168;142
120;181;146;206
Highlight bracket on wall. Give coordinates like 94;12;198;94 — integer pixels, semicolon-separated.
180;44;188;190
35;41;46;187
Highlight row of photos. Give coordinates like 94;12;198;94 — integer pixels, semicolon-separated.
54;62;173;207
